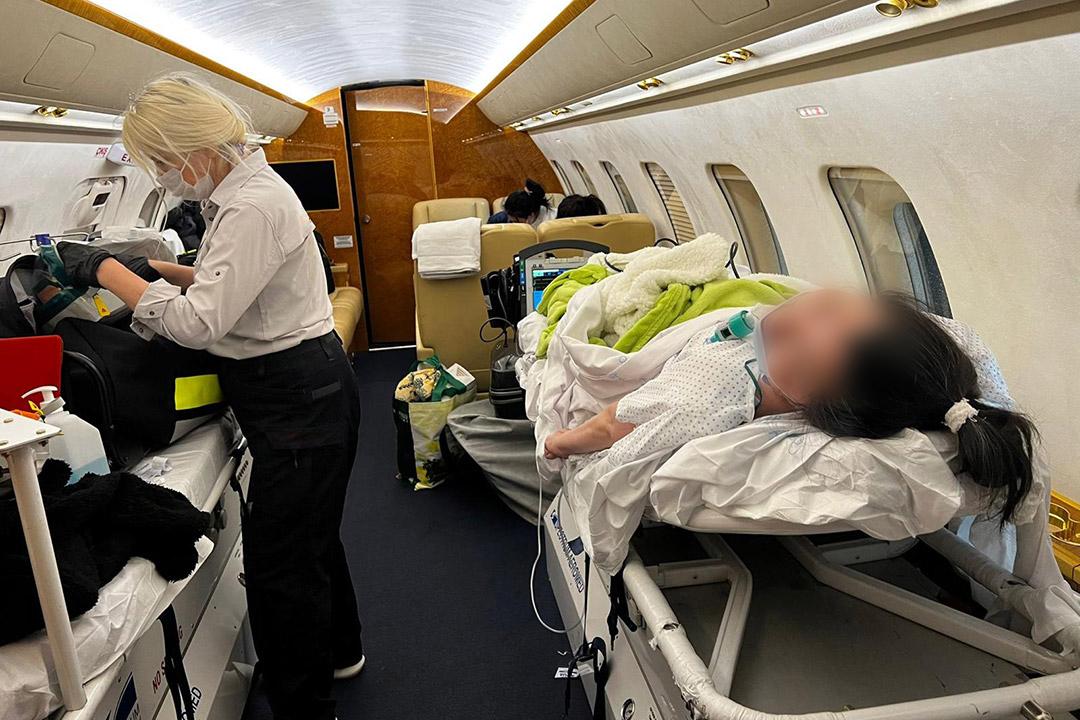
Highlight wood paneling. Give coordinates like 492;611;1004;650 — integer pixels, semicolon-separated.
346;85;436;345
264;89;367;350
40;0;307;107
329;81;563;347
428;80;562;204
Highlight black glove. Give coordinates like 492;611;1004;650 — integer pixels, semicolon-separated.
117;254;162;282
53;241;115;288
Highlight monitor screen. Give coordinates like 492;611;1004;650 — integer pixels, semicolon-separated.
529;268;566;312
270;159;340;211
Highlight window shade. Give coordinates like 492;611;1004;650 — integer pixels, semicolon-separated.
644;162;695;243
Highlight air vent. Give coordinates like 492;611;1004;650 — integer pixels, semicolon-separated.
24;34;95;90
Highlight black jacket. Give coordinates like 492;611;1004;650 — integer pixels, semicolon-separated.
0;460;210;644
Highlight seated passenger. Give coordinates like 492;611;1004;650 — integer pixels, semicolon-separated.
488;178;556;227
557;194;607;218
544;290;1036;522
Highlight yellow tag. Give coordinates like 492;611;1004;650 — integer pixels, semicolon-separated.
93;294;111;317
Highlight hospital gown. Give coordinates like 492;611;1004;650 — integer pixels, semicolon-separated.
610;326;757;465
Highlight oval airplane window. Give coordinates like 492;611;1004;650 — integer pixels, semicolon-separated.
571;160;598;196
643;162;695;244
829;167;951;317
551;161;573;194
711;164;786;275
138;188;167;229
601;161;637;213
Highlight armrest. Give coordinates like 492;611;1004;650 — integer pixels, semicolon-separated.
415;312;434;361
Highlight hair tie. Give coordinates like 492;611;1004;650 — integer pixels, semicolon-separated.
944;399;979;433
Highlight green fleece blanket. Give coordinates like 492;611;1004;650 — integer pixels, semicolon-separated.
613;278;796;352
535;264;609;357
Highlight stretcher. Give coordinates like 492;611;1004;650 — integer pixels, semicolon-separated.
0;416;249;720
543;480;1080;720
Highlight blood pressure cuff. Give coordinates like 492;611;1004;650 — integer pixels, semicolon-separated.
56;318;225;468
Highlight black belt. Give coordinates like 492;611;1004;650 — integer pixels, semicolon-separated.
218;331;342;369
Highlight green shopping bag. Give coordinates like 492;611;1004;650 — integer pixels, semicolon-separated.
393;355;476;490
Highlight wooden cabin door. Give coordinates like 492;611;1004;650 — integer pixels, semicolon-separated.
346;84;435;345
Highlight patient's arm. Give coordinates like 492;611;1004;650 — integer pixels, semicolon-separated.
544;403;636;459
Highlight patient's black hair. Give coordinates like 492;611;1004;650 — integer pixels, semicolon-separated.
803;294;1036;524
557;194;607;218
504;178;549;220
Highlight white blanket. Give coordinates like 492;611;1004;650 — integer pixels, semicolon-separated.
411;216;481;278
596;233;731;341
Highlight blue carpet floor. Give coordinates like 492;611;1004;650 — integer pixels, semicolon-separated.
246;348;590;720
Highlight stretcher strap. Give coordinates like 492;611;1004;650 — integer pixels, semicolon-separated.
159;606;196;720
563;553;611;720
606;567;637;649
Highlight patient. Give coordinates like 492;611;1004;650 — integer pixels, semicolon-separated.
544;290;1036;522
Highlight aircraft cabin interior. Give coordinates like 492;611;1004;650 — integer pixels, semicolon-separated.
0;1;1078;719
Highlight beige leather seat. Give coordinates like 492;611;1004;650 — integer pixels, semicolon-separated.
537;213;655;254
330;287;364;350
491;193;565;215
412;198;490;230
414;224;537;390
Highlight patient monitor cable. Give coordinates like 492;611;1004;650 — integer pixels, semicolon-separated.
531;489;582;634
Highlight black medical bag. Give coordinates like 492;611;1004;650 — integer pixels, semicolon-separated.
56;318;225;469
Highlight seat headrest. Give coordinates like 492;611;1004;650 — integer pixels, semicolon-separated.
413;198;490;230
480;223;538;245
537;213;655;253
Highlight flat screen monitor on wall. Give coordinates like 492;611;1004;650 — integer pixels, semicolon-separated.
270;159;340;211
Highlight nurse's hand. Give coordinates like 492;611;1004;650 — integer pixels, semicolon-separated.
116;254;163;282
54;241;116;287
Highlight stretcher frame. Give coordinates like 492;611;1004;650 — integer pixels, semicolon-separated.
545;486;1080;720
0;409;240;717
616;527;1080;720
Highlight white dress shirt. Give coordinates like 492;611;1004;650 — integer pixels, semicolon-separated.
132;149;335;359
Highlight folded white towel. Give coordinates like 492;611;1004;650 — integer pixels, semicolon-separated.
411;217;482;278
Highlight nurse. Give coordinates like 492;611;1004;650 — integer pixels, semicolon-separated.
56;74;364;720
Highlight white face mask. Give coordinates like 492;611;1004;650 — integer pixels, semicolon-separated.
156;154;216;201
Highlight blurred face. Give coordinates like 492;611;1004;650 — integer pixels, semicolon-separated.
758;288;884;405
508;212;536;224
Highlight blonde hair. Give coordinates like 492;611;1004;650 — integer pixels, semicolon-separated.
122;73;253;175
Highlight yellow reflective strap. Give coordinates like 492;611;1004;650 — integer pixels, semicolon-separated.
174;374;224;411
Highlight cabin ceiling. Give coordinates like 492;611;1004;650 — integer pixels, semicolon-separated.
85;0;576;102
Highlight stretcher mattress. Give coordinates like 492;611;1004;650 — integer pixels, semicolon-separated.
0;419;234;720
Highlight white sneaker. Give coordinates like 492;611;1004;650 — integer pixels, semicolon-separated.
333;655;366;680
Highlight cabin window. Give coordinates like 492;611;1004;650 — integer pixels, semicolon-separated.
138;188;167;229
601;161;637;213
711;164;787;274
829;167;951;316
571;160;598;196
552;161;573;194
0;208;5;238
644;162;695;244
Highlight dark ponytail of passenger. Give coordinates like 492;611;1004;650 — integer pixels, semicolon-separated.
504;178;549;219
803;294;1036;524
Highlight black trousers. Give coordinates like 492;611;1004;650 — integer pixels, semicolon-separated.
219;332;364;720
